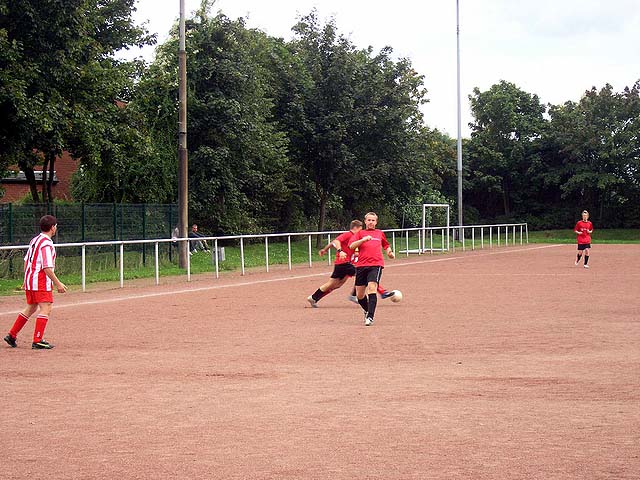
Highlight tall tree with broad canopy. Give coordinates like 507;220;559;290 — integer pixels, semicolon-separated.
542;82;640;226
286;11;429;232
467;80;546;218
140;3;295;234
0;0;153;203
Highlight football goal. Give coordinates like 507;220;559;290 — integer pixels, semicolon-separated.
399;203;450;254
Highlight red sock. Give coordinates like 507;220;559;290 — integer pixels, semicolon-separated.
377;285;385;295
33;315;48;343
9;313;29;338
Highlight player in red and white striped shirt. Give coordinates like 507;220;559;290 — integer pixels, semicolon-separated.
4;215;67;350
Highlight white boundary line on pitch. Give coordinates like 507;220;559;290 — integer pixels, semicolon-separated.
0;244;561;316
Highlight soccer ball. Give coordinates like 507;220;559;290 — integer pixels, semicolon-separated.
390;290;403;303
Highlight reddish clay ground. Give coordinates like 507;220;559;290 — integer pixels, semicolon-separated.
1;244;639;479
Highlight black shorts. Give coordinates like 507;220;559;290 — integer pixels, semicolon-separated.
355;266;383;286
577;243;591;250
331;263;356;279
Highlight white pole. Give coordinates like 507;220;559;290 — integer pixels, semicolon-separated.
214;239;219;278
406;230;409;257
420;203;427;253
456;0;463;234
186;239;191;281
240;237;245;275
81;245;86;292
154;242;159;285
266;237;270;272
119;243;124;288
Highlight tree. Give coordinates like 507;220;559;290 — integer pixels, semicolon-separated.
0;0;153;203
285;11;429;232
139;4;297;234
467;80;546;218
544;82;640;226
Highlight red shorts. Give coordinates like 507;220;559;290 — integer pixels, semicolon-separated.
25;290;53;304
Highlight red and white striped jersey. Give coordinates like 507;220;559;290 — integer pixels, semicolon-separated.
23;233;56;291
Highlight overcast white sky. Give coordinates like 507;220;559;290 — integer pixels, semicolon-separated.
125;0;640;138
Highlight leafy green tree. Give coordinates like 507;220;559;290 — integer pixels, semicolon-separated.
141;4;296;234
0;0;153;203
467;80;546;218
285;12;361;232
285;12;430;231
543;82;640;226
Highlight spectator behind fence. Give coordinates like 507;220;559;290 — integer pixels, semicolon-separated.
188;224;210;254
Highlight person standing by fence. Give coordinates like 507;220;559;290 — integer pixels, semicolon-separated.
4;215;67;350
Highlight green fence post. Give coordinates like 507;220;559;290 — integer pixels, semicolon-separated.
113;203;117;267
81;202;86;242
8;203;14;275
8;203;13;243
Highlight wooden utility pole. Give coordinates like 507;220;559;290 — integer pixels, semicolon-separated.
178;0;189;268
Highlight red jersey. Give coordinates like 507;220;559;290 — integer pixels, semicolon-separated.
574;220;593;244
23;233;56;291
352;229;390;267
334;230;356;265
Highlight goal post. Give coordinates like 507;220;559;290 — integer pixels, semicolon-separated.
421;203;450;253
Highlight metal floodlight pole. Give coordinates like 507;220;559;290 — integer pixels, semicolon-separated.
178;0;189;268
456;0;463;236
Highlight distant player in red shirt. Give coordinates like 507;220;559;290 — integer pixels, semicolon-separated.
349;212;395;326
307;220;363;307
574;210;594;269
4;215;67;350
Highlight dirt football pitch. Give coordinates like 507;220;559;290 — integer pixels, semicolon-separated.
1;243;639;479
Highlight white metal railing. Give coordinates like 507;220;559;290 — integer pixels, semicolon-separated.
0;223;527;292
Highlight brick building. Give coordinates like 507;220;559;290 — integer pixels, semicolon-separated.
1;151;79;203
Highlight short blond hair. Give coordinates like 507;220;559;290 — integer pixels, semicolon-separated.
364;212;378;219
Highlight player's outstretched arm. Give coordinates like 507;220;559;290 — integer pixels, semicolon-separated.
319;240;340;257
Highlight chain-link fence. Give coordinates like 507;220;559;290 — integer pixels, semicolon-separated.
0;203;178;245
0;204;179;277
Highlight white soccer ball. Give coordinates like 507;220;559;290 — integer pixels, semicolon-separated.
390;290;403;303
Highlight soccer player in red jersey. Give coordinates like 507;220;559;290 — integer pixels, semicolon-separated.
349;212;395;326
574;210;594;268
4;215;67;350
307;220;363;307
